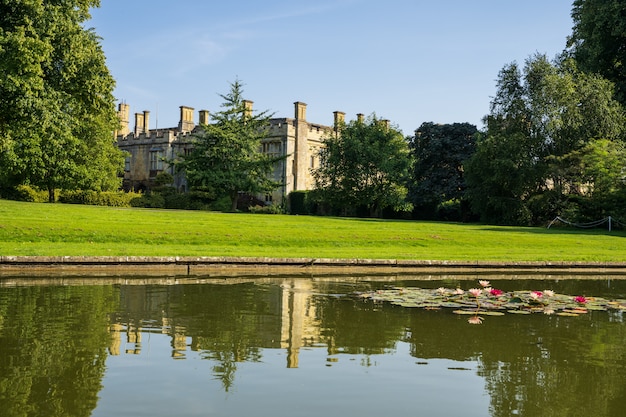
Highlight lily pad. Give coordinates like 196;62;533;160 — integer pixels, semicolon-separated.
355;282;624;324
453;310;479;315
481;311;506;316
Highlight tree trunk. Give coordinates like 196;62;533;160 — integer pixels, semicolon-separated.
48;187;55;203
230;191;238;212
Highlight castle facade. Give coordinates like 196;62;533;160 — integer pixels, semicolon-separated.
116;101;347;205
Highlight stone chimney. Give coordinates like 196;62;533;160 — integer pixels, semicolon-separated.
294;101;307;120
243;100;254;118
117;103;130;136
357;113;365;123
293;101;308;191
143;110;150;134
333;111;345;126
134;112;145;136
381;119;390;129
178;106;195;132
198;110;210;125
333;111;345;135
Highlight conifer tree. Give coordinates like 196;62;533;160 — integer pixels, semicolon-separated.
173;80;284;211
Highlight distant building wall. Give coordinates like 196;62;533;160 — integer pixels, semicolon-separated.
115;101;342;205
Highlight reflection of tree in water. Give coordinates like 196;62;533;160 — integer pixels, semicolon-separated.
476;312;626;417
0;286;118;417
315;296;408;356
163;283;276;391
402;305;626;417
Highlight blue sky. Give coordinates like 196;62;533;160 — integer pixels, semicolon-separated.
89;0;574;135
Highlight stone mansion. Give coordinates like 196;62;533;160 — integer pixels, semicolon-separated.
116;101;350;206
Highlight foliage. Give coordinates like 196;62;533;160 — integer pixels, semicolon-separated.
568;0;626;106
312;115;413;217
408;122;477;218
129;192;165;209
152;171;174;189
248;204;283;214
465;54;626;225
288;190;310;214
59;190;141;207
1;199;626;260
209;195;235;212
0;184;50;202
171;80;285;212
0;0;124;202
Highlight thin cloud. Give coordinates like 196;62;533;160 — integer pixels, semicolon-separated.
220;0;358;28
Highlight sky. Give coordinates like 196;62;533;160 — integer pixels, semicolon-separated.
88;0;574;136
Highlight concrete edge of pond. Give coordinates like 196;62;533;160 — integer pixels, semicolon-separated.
1;256;626;278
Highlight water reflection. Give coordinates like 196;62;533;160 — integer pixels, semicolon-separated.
0;276;625;417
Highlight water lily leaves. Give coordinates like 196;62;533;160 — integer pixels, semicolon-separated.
556;312;580;317
453;310;478;315
356;285;624;320
481;311;506;316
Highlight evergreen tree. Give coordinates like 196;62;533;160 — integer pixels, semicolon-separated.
172;80;284;211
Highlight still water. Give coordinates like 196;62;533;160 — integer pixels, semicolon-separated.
0;275;625;417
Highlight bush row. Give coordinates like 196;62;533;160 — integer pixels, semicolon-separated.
59;190;142;206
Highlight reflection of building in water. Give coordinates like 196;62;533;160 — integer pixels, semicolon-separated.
107;280;322;367
280;279;320;368
108;322;142;355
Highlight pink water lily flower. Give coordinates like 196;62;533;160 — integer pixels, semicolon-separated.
479;280;490;288
469;288;482;297
468;316;483;324
489;288;503;296
453;288;465;295
530;291;543;300
574;296;587;304
543;290;555;297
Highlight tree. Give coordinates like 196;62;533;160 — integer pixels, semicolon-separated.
0;0;124;202
568;0;626;106
465;54;625;225
172;80;284;212
408;122;477;218
312;115;412;217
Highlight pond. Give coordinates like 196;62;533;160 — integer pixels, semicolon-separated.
1;274;625;417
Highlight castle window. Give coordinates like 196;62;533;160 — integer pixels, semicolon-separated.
124;157;131;172
149;150;164;171
262;142;281;157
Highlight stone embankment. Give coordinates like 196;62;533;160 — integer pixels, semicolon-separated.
1;256;626;277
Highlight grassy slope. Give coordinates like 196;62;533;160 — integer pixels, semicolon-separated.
0;199;625;261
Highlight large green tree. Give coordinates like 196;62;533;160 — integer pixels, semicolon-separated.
172;80;284;211
568;0;626;106
312;115;412;217
0;0;123;202
408;122;477;218
465;54;625;225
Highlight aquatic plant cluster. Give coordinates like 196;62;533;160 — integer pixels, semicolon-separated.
357;280;626;324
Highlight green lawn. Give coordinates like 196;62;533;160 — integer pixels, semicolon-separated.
0;199;625;261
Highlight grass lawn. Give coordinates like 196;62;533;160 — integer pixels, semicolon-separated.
0;199;625;261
